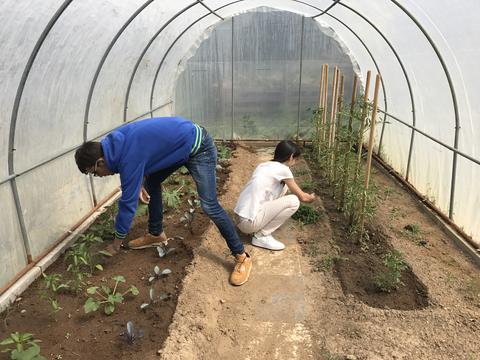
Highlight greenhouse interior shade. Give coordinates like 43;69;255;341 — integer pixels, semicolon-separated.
1;0;479;291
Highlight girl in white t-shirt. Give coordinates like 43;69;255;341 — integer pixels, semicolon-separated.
234;140;316;250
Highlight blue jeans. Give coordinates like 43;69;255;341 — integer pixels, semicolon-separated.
145;131;245;255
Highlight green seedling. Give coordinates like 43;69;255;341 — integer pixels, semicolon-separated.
216;143;231;160
0;332;46;360
148;266;172;283
300;180;315;192
40;273;70;313
311;254;347;273
292;204;321;225
402;224;428;246
65;241;103;291
84;275;139;315
374;250;408;293
163;186;183;209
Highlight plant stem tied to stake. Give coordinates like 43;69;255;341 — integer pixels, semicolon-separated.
358;74;382;240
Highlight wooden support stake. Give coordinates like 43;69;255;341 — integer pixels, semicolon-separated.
332;73;344;195
340;74;358;209
358;74;381;241
316;64;326;154
328;67;339;149
320;65;329;146
353;71;372;183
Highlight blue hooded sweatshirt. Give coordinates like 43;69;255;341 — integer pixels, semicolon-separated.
101;117;197;238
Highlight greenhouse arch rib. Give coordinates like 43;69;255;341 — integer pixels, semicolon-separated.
122;1;201;123
7;0;75;263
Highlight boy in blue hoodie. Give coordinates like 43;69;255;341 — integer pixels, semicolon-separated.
75;117;251;286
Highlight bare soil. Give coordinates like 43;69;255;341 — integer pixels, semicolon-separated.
2;142;479;360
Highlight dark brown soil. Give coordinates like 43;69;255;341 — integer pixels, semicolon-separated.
0;148;233;360
302;152;430;310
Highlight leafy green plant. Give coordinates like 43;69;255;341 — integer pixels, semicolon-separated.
216;143;231;160
65;241;103;292
40;273;70;313
163;186;183;209
374;250;408;293
311;254;347;272
292;204;321;224
88;204;117;240
300;180;315;192
84;276;139;315
0;332;46;360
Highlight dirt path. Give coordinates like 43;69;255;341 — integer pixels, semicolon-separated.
156;144;480;360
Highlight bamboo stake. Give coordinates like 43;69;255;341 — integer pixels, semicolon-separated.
340;74;358;209
327;67;339;181
328;67;339;149
320;65;329;146
358;74;381;241
353;71;372;183
316;64;326;154
332;73;344;195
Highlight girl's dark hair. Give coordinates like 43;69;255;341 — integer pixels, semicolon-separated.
75;141;103;174
273;140;301;163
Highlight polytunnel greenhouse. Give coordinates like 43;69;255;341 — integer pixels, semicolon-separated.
0;0;479;359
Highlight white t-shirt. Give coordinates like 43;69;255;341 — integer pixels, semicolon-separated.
234;161;294;221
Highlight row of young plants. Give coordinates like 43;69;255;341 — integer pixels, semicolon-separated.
0;143;234;359
305;65;408;293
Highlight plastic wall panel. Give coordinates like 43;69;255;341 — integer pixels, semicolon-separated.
0;0;64;180
87;1;192;137
92;176;120;205
175;22;234;138
454;158;480;246
0;183;28;290
13;0;145;174
16;153;93;258
152;102;174;118
409;137;452;214
128;6;210;120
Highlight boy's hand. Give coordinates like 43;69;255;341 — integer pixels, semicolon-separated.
139;186;150;204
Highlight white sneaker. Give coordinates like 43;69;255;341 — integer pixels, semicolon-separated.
252;234;285;251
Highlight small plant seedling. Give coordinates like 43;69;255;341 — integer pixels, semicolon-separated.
374;250;408;293
402;224;428;246
140;288;170;310
0;332;46;360
300;180;315;193
163;186;183;209
120;321;144;344
156;244;175;258
404;223;421;236
292;204;321;225
148;266;172;283
216;143;231;160
40;273;70;313
84;276;139;315
311;254;347;272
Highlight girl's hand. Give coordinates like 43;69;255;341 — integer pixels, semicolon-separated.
305;193;316;203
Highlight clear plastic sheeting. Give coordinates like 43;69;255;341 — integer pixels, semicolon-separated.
175;8;357;139
15;153;93;258
0;0;479;291
0;183;27;288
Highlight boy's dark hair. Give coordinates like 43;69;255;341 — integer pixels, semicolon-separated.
75;141;103;174
273;140;302;163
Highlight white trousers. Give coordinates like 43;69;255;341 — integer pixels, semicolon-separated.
236;195;300;236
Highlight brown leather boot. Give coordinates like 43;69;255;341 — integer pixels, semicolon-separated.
128;231;167;249
230;252;252;286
